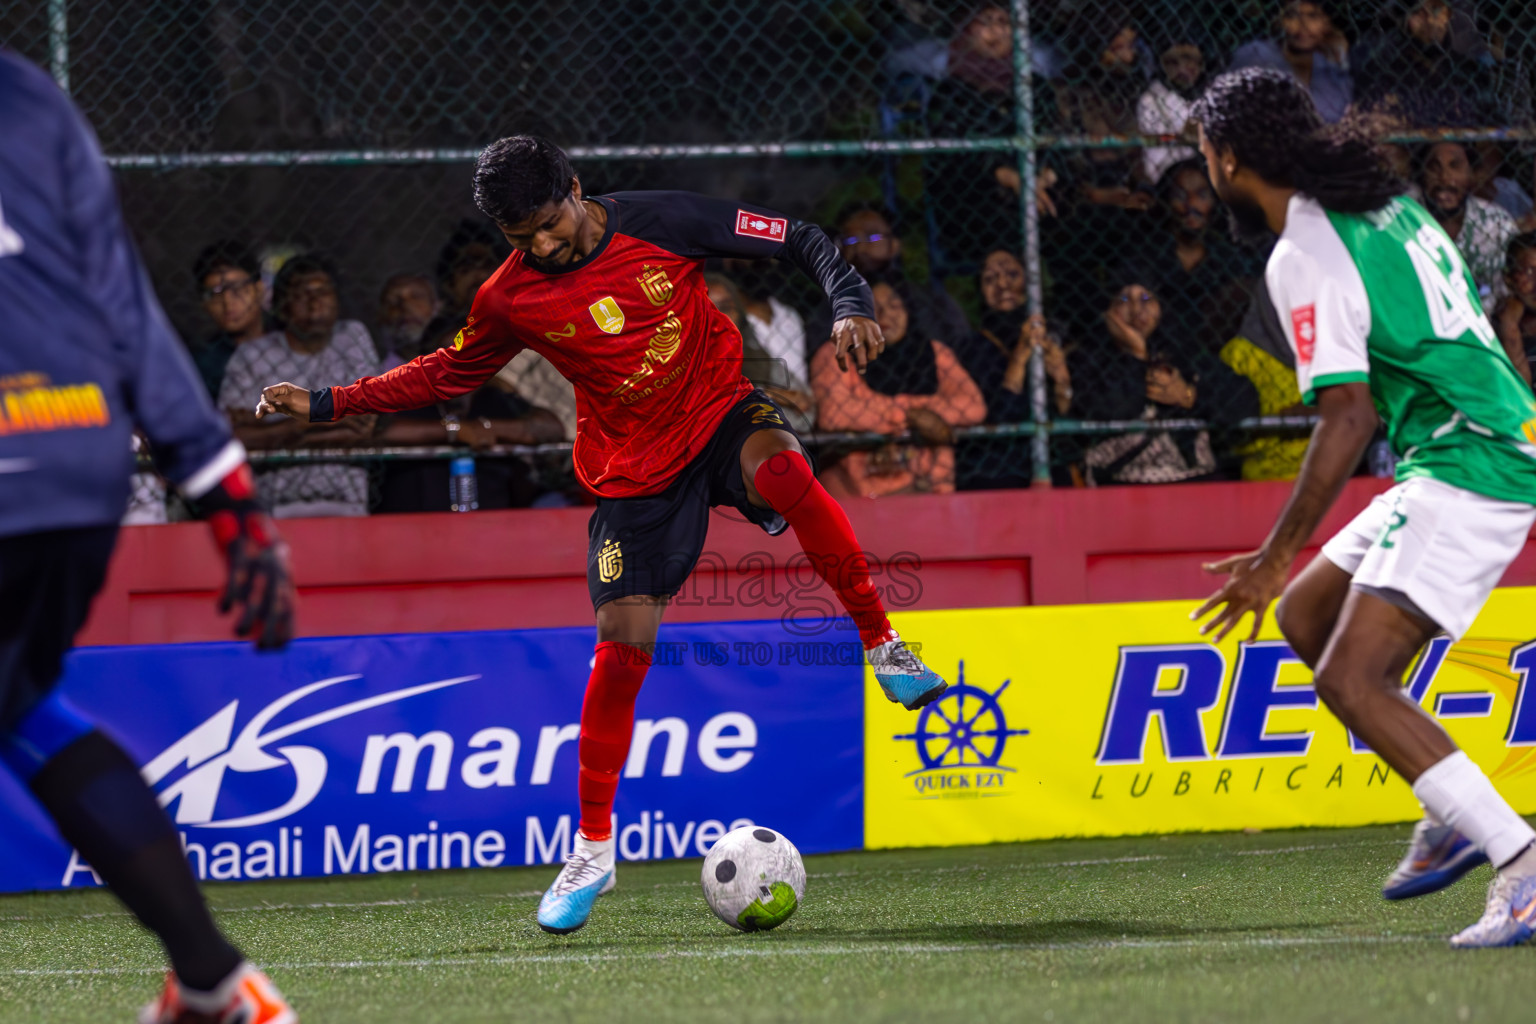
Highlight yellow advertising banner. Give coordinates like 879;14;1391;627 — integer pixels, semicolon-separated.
865;590;1536;849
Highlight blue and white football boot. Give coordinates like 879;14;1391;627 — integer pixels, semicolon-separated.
867;633;948;710
1449;870;1536;948
1381;818;1488;900
537;834;615;934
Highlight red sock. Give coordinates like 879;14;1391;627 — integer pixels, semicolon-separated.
753;451;895;648
577;641;651;841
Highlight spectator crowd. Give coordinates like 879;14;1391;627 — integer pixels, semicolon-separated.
144;1;1536;519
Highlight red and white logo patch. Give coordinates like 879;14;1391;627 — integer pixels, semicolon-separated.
735;210;787;241
1291;304;1317;364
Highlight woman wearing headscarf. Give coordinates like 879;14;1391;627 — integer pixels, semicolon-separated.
923;5;1028;268
955;248;1074;425
951;249;1074;489
1069;269;1257;485
1052;3;1153;208
811;280;985;497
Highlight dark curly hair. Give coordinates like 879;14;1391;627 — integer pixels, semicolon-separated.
1191;67;1403;214
473;135;575;226
271;252;339;322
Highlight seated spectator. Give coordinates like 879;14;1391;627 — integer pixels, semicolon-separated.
219;252;381;518
811;281;985;498
436;219;509;318
1356;0;1501;128
1229;2;1353;123
1218;278;1310;480
1138;21;1210;185
1052;5;1153;208
124;433;168;525
375;272;440;369
1470;143;1534;225
834;202;970;345
189;241;269;400
955;249;1073;424
705;272;815;434
725;260;812;391
952;250;1073;490
496;350;578;442
1493;232;1536;389
1138;158;1262;353
924;5;1047;268
375;317;566;513
1069;271;1258;485
1040;7;1156;333
1418;142;1517;310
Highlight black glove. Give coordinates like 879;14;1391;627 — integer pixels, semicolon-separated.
201;464;295;650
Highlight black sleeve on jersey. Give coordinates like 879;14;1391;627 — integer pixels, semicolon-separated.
603;190;875;322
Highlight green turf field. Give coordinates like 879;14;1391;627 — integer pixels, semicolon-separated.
1;823;1531;1023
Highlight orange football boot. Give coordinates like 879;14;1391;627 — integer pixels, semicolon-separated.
139;962;296;1024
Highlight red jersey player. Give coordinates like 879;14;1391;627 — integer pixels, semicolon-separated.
255;135;949;933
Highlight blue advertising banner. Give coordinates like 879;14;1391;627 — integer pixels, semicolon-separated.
0;622;864;893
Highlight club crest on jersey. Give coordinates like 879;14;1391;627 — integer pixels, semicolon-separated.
1291;304;1316;364
638;265;674;307
597;539;623;582
453;316;478;351
589;296;625;334
735;210;787;241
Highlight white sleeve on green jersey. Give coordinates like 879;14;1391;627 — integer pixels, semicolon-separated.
1265;195;1372;404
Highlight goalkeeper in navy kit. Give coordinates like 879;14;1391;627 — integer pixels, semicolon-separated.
0;49;299;1023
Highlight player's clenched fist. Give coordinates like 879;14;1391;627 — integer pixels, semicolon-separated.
256;381;311;420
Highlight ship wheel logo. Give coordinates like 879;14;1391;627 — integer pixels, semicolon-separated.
893;662;1030;776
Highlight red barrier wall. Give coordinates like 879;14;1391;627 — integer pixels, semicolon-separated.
77;477;1536;647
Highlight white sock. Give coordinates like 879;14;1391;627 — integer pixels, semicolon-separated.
574;832;613;855
1412;751;1536;867
1419;802;1444;827
179;962;247;1012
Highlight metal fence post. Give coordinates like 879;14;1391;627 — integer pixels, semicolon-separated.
47;0;69;92
1010;0;1049;487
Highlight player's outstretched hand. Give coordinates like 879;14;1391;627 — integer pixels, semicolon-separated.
1191;548;1289;644
257;382;311;421
202;464;296;650
832;316;886;375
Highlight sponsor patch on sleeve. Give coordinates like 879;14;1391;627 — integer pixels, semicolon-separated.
1290;304;1316;364
735;210;788;241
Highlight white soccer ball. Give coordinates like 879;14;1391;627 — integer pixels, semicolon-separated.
700;825;806;932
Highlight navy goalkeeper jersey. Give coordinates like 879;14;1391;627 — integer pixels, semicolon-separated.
0;50;240;538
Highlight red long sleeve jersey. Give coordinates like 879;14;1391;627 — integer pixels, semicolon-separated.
321;191;872;498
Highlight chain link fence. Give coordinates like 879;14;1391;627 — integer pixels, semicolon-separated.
8;1;1536;511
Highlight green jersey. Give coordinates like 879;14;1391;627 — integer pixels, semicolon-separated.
1266;194;1536;504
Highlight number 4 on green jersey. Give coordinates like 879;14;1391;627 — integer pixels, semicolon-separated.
1267;193;1536;505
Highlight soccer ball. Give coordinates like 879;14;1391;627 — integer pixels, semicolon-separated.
700;825;806;932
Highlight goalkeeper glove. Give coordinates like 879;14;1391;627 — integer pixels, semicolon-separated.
200;463;294;649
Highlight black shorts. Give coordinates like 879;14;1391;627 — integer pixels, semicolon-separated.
587;388;805;609
0;526;117;730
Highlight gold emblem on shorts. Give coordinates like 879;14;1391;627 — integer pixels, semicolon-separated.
597;539;623;582
638;265;674;307
746;402;784;426
589;296;625;334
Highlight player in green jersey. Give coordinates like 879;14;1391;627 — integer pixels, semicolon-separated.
1190;68;1536;948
